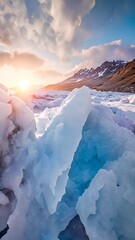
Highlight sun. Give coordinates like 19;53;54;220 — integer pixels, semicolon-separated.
18;79;30;91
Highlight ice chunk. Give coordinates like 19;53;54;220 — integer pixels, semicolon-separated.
0;89;10;103
0;86;36;237
0;192;9;205
2;86;91;240
35;86;91;213
0;102;12;138
77;151;135;240
0;103;12;120
11;96;34;130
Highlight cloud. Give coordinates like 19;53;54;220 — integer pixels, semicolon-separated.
0;51;44;69
0;0;96;58
75;40;135;69
51;0;95;56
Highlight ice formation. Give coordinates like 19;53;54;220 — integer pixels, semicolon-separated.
77;151;135;240
0;87;36;236
0;85;135;240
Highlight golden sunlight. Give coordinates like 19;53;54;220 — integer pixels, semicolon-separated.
18;79;30;91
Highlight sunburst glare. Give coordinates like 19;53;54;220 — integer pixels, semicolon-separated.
18;79;30;91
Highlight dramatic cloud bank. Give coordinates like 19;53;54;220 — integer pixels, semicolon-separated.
0;0;95;58
0;52;44;69
74;40;135;70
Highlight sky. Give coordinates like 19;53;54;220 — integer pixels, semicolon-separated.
0;0;135;87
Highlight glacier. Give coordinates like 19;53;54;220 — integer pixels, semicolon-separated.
0;85;135;240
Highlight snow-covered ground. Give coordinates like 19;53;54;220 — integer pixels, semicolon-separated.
0;85;135;240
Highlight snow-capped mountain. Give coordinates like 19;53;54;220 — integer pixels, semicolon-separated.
45;59;135;93
98;58;135;92
64;60;127;83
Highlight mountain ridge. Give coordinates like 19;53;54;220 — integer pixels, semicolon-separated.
45;59;135;93
64;60;127;84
